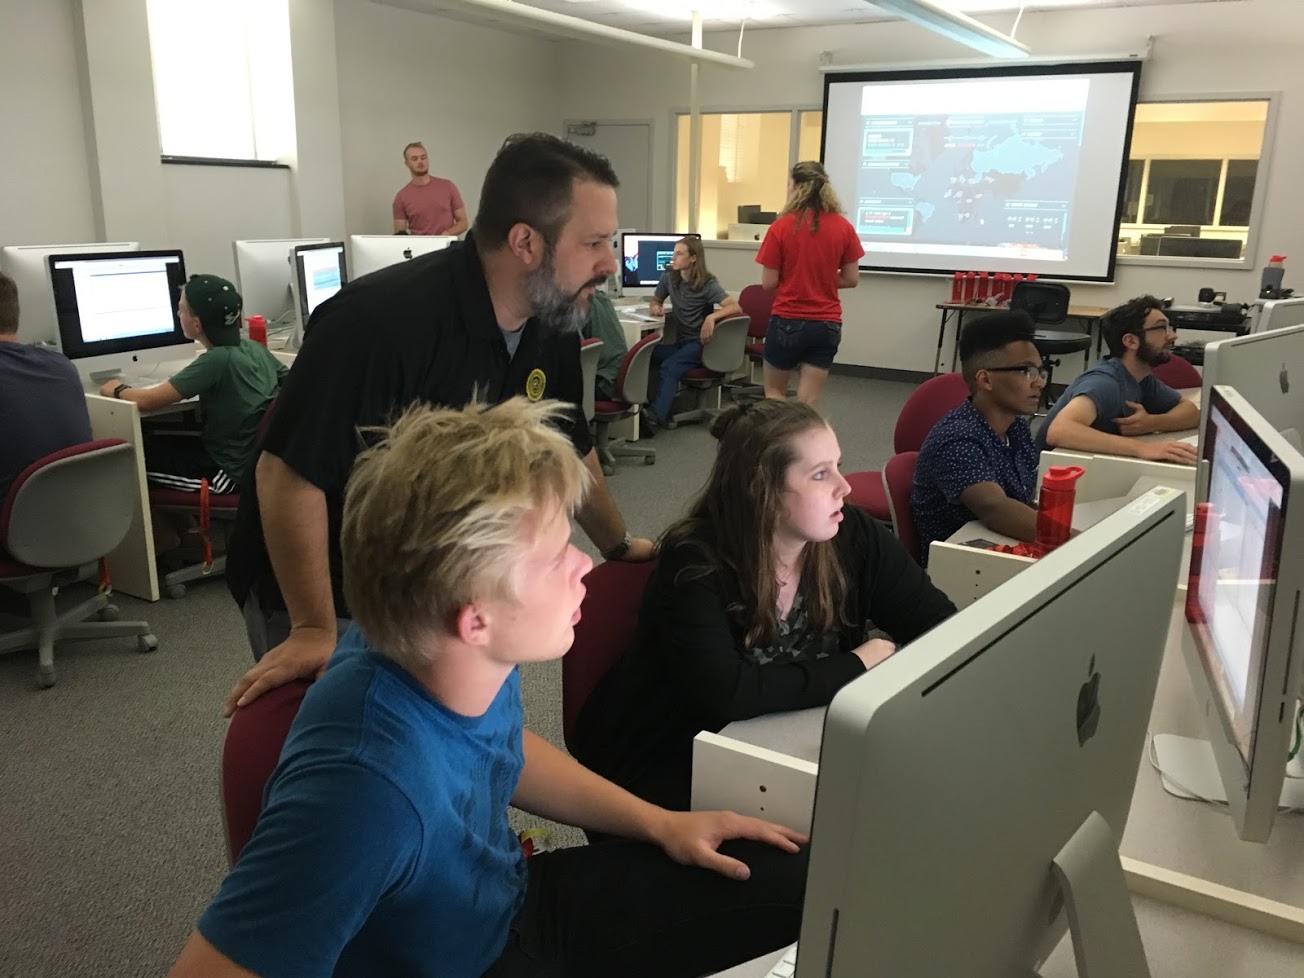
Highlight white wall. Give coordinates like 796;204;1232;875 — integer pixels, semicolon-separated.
0;0;97;244
334;0;561;237
556;0;1304;376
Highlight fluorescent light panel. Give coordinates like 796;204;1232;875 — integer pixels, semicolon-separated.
871;0;1031;59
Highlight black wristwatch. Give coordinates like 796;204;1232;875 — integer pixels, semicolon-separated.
602;531;632;561
111;383;131;399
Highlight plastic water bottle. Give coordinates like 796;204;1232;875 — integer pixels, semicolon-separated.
1035;465;1086;555
245;315;268;347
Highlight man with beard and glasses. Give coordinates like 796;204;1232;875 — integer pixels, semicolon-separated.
1036;294;1200;465
223;132;655;713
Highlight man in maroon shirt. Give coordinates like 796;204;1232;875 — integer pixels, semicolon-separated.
392;142;468;236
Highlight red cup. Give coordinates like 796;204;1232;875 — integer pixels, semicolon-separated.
246;315;267;347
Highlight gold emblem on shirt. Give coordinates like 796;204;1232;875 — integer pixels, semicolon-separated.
525;368;547;402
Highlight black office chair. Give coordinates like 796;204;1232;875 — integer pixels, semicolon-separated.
1010;281;1091;409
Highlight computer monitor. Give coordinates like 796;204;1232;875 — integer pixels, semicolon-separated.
619;232;696;297
48;250;191;381
798;487;1187;977
348;234;456;278
1252;296;1304;335
289;241;347;345
1152;386;1304;842
0;242;139;347
232;238;329;326
1197;324;1304;498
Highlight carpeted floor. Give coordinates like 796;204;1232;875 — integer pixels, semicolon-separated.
0;373;913;977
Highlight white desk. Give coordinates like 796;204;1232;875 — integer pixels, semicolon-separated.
702;603;1304;977
85;349;295;601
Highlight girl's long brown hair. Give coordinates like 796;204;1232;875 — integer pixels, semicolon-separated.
659;399;847;649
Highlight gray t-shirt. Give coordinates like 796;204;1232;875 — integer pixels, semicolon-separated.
1035;357;1182;452
0;342;93;501
654;272;728;341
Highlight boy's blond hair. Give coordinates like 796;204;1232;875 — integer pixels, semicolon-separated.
341;398;590;669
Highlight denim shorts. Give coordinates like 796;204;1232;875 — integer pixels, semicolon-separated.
763;315;842;371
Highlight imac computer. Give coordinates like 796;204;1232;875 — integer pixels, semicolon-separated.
604;227;636;296
348;234;456;278
619;232;695;298
0;241;139;347
1152;386;1304;842
1251;297;1304;335
1197;323;1304;498
797;486;1187;977
289;241;347;346
48;250;191;382
232;238;329;327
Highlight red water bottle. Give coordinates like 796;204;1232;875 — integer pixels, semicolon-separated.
1035;465;1085;555
951;272;964;303
976;271;990;302
245;315;267;346
994;273;1010;303
963;271;976;303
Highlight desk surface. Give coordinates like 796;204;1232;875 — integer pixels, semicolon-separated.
713;602;1304;977
937;301;1111;318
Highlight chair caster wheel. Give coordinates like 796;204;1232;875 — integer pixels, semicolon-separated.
643;456;656;466
37;665;56;689
601;464;615;476
138;634;159;654
166;584;186;599
98;604;120;622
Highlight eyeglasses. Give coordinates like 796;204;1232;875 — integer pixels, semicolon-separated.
984;364;1050;381
1141;321;1177;336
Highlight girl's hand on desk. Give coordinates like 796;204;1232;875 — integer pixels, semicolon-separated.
651;809;807;881
852;637;896;671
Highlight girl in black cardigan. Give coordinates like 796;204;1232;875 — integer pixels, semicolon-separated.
574;399;956;811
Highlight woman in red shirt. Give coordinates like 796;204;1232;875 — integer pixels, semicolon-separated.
755;161;864;406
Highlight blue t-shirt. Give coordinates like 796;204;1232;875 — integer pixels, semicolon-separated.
1035;357;1182;453
911;399;1039;562
198;627;528;978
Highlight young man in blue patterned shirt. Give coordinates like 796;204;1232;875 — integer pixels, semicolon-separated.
911;310;1046;563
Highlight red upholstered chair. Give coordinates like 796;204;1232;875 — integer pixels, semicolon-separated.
726;284;774;398
221;679;311;865
1151;353;1202;391
0;439;157;688
667;314;751;427
845;373;970;525
882;451;921;564
594;332;660;476
562;558;657;753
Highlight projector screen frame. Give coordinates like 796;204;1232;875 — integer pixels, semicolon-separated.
820;59;1143;283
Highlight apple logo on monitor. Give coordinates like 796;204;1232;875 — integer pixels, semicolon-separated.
1076;655;1101;747
403;248;413;261
1281;362;1290;395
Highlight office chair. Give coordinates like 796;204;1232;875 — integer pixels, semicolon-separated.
882;451;922;565
562;558;657;753
579;337;603;423
0;439;158;688
1010;281;1089;408
222;679;312;864
667;314;751;428
1150;353;1203;390
845;373;970;526
724;284;774;400
593;332;660;476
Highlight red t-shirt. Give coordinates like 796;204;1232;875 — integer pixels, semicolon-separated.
755;211;864;321
392;178;464;235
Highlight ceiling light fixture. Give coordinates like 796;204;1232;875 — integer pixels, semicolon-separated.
869;0;1030;59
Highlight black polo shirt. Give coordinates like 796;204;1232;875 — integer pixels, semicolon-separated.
226;233;592;616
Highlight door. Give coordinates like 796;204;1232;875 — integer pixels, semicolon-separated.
563;120;652;231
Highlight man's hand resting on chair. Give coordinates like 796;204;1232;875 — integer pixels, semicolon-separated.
224;626;334;716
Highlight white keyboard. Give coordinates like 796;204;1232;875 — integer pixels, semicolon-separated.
763;943;797;977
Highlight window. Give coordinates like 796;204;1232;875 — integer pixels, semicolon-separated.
146;0;292;162
1119;99;1270;262
674;110;820;240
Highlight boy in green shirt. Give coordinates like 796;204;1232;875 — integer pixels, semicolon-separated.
100;274;287;493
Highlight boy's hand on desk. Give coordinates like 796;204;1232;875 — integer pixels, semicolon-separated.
98;379;124;397
648;300;665;317
651;809;807;881
223;626;334;716
1136;440;1198;465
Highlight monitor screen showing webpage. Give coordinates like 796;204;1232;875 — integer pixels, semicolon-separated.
49;250;190;360
1188;390;1288;768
